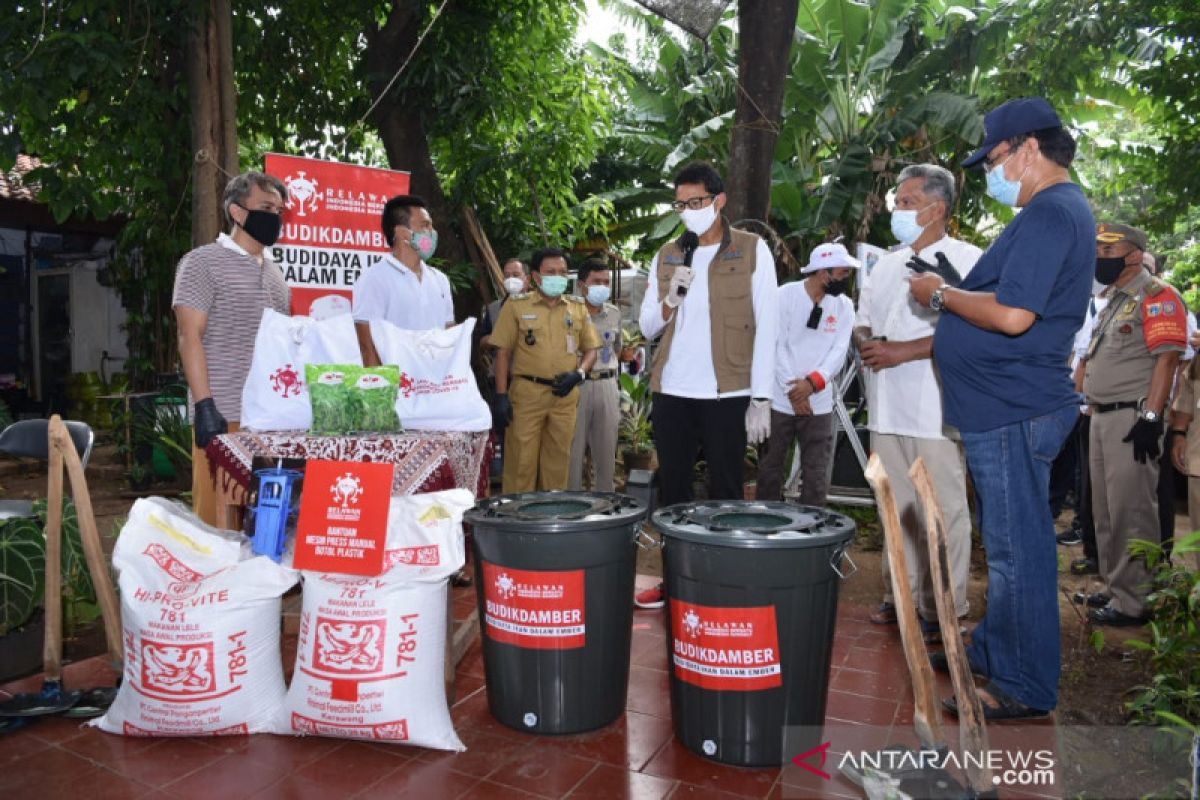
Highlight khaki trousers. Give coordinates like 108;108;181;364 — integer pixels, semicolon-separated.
568;377;619;492
1091;408;1157;617
502;378;580;493
192;421;240;527
874;432;972;619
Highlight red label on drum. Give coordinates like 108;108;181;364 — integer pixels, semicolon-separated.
481;562;585;649
670;602;782;691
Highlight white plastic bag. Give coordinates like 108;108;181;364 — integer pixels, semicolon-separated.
279;489;473;750
240;309;363;431
91;497;298;737
368;318;491;432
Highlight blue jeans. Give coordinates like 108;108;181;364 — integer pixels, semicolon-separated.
960;403;1077;710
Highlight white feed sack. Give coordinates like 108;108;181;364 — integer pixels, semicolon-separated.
279;489;473;750
91;497;298;736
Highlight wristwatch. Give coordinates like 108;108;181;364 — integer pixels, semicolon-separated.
929;285;948;312
1139;407;1160;423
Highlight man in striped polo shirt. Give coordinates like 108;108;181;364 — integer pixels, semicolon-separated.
173;171;291;525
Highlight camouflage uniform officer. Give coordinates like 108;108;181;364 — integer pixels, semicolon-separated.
492;248;600;493
1082;223;1187;626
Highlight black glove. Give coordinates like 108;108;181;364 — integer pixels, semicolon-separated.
906;251;963;287
551;370;585;397
193;397;228;448
1123;416;1164;464
493;393;513;429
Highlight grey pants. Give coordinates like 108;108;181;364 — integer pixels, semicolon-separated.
874;432;972;619
757;410;833;505
568;377;619;492
1091;408;1157;617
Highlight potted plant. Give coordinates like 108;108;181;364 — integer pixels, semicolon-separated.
0;498;99;681
619;372;655;472
0;514;46;681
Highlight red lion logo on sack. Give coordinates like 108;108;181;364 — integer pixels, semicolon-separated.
270;364;304;398
398;372;415;399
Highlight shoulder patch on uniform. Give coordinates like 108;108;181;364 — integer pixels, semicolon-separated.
1145;278;1168;297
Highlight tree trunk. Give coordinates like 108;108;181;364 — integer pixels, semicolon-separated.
364;3;466;269
187;0;238;247
724;0;799;227
364;2;476;321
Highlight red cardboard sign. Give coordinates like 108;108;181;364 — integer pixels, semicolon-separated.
263;153;411;316
481;561;586;649
670;601;782;691
293;459;394;576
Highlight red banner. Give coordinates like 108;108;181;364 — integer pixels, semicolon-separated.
481;562;586;650
670;601;782;691
264;153;411;317
293;459;395;576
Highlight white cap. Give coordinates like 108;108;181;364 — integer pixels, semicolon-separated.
801;242;861;274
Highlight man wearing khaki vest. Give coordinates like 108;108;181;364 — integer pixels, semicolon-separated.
635;161;779;608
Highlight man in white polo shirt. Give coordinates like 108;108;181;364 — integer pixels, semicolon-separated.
353;194;455;364
854;163;981;632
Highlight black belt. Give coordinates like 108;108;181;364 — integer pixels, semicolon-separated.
587;370;616;381
1093;400;1140;414
517;374;557;387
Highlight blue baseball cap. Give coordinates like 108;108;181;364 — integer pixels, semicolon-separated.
962;97;1063;168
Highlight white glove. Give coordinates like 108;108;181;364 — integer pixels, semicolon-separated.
745;398;771;445
664;266;695;308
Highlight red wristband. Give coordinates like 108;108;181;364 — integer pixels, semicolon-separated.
806;372;826;392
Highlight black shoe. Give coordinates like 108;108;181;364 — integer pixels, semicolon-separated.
1088;606;1149;627
1072;591;1110;608
1070;557;1099;575
1056;530;1082;546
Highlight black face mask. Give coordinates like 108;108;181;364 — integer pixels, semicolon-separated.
825;278;851;296
236;205;283;247
1095;256;1128;286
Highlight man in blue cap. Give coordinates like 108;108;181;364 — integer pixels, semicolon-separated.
909;97;1095;721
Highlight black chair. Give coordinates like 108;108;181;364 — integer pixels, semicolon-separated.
0;419;94;522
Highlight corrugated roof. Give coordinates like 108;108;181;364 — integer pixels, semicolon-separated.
0;155;42;203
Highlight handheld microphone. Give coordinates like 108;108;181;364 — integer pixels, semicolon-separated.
678;231;699;296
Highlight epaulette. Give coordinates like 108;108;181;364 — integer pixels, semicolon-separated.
1145;278;1170;297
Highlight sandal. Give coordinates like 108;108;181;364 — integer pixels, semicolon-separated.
869;601;897;625
942;682;1050;722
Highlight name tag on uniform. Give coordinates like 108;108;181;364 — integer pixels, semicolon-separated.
521;314;538;320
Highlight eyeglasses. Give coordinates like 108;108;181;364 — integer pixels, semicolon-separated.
982;148;1014;174
670;195;716;212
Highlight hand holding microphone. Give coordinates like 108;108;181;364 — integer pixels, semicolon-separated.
666;231;699;308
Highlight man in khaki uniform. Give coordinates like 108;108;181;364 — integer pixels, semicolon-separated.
1082;222;1187;626
492;248;600;492
569;259;623;492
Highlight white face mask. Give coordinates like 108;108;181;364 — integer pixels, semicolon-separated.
503;276;525;295
679;203;718;236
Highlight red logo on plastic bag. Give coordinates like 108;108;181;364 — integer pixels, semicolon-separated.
670;602;782;691
142;543;204;583
270;364;304;398
313;616;385;674
382;545;440;571
481;562;585;650
140;639;217;696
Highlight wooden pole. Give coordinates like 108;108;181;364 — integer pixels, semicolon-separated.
863;453;945;751
43;417;65;683
51;417;124;664
910;457;992;793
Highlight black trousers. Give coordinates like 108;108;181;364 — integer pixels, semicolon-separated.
1158;429;1176;554
652;392;749;506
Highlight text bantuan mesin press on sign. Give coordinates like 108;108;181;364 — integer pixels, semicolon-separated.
264;153;411;317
